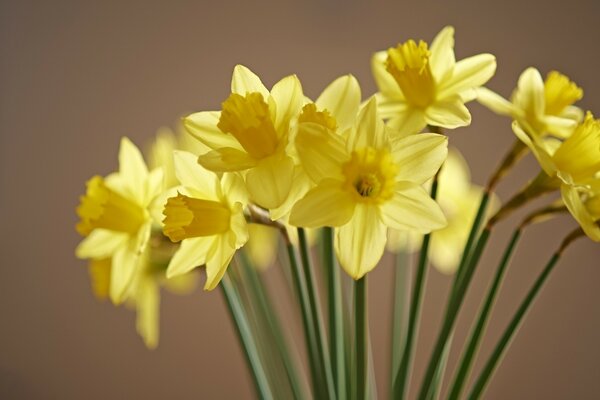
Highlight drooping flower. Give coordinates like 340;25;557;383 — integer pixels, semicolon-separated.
371;26;496;132
184;65;303;211
477;68;583;139
76;137;163;303
162;151;249;290
387;148;498;273
289;98;447;279
562;181;600;242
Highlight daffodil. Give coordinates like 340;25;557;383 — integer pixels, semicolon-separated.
184;65;303;211
477;67;583;139
162;151;249;290
76;137;163;304
371;26;496;132
387;148;498;273
562;181;600;241
289;98;447;279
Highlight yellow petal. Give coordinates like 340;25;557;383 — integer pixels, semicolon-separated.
429;26;455;81
374;93;408;120
75;229;129;259
289;180;356;228
270;74;304;134
316;75;361;130
204;234;236;290
425;97;471;128
231;64;269;98
561;185;600;241
88;258;112;300
173;151;220;200
392;133;448;184
245;154;295;210
118;137;149;202
221;172;249;207
350;97;386;150
335;204;386;279
475;87;517;116
513;67;545;120
387;106;427;135
270;167;312;221
110;243;140;304
144;167;164;206
511;122;556;176
295;122;347;183
246;224;279;270
167;237;214;278
380;182;447;233
184;111;243;151
135;277;160;349
437;54;496;99
371;51;405;99
198;148;257;172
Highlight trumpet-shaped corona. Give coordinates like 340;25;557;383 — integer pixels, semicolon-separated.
342;148;398;203
163;194;231;241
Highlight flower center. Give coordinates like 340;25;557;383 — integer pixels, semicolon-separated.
162;193;231;242
76;176;146;236
544;71;583;116
298;103;337;131
386;40;436;109
217;92;279;159
342;147;398;203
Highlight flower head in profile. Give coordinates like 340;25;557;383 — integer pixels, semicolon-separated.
162;151;249;290
76;137;163;304
477;67;583;139
371;26;496;132
184;65;304;211
387;148;498;273
562;181;600;242
290;98;447;279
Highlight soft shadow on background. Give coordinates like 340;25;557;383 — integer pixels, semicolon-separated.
1;0;599;398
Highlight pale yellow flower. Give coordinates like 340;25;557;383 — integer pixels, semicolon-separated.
561;181;600;242
76;138;163;304
477;68;583;139
162;151;249;290
372;26;496;132
387;148;498;273
290;98;447;279
184;65;304;211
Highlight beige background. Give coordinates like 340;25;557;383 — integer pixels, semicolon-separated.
1;0;599;398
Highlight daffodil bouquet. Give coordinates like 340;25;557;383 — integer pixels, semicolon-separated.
75;27;599;399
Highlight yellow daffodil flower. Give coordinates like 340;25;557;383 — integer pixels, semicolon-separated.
371;26;496;132
76;137;164;304
477;67;583;139
289;98;448;279
162;151;249;290
562;181;600;242
387;148;498;273
184;65;304;211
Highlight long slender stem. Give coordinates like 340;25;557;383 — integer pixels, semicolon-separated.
417;227;491;400
220;272;274;400
355;276;368;400
297;228;336;400
448;228;522;400
238;253;306;400
393;175;439;399
467;228;583;399
323;227;347;399
391;251;410;389
285;243;324;398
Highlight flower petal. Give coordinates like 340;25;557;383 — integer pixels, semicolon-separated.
350;97;386;150
75;229;129;259
295;122;347;183
135;277;160;349
198;148;257;172
430;26;456;81
204;234;236;290
316;75;361;130
289;180;356;228
513;67;545;119
184;111;243;151
475;87;517;116
335;204;386;279
425;97;471;129
270;74;304;134
231;65;269;98
380;182;447;233
144;167;164;205
166;237;214;278
245;154;295;210
561;185;600;242
118;137;149;202
392;133;448;184
173;151;220;199
438;54;496;99
387;107;427;136
109;242;140;304
374;93;408;120
371;51;405;99
246;223;279;270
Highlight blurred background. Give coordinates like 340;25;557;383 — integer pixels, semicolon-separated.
1;0;599;398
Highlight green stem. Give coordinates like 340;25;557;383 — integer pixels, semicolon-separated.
393;175;439;399
285;243;324;398
220;272;274;400
297;228;336;400
238;253;307;400
448;228;522;400
391;251;410;390
467;228;583;399
323;227;347;399
355;276;368;400
417;227;492;400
